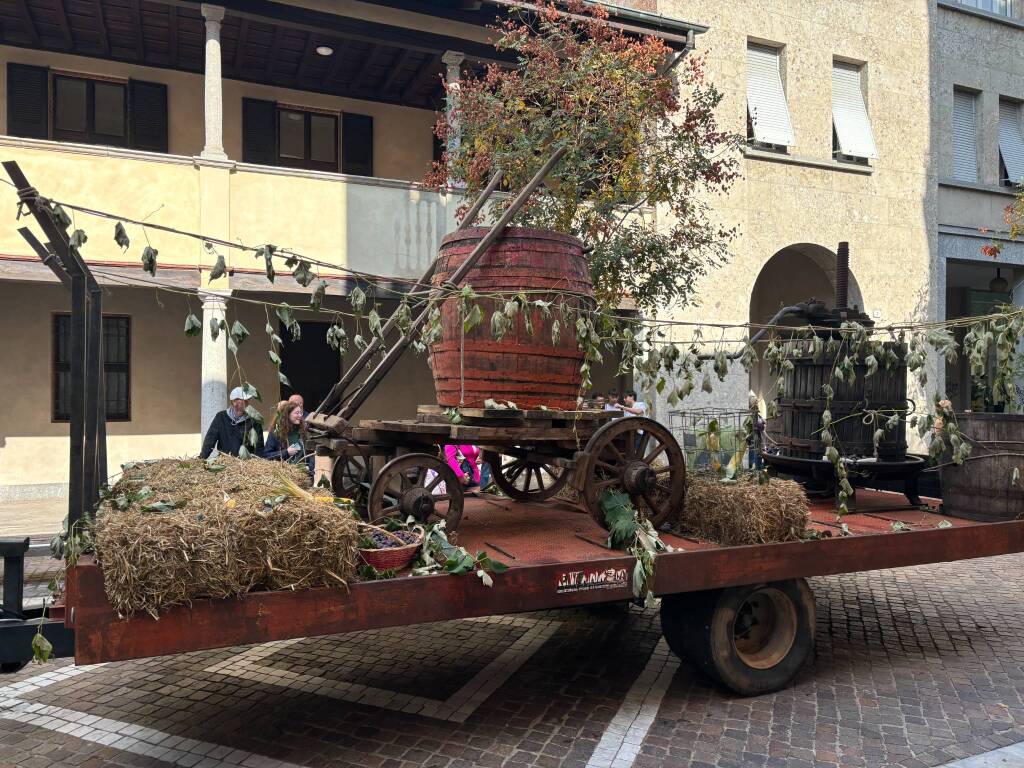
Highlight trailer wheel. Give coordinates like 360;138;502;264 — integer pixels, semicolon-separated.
661;579;815;696
1;660;28;674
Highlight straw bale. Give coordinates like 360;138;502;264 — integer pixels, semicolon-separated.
93;456;358;617
679;475;809;546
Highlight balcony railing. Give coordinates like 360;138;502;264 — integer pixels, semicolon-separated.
0;138;463;284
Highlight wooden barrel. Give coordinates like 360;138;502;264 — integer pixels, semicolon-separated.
430;227;593;409
940;412;1024;522
770;341;908;460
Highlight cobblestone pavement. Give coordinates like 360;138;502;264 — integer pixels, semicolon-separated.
2;554;1024;768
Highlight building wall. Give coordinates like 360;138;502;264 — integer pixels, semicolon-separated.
0;44;437;183
0;281;201;498
652;0;936;419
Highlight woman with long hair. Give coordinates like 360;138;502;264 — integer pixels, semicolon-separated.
263;401;313;475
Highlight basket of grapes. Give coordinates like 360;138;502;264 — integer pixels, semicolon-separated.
358;524;423;571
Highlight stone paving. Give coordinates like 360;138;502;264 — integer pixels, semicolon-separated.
1;554;1024;768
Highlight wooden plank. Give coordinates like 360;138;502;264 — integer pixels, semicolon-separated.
14;0;40;46
232;16;249;77
67;553;636;664
652;519;1024;595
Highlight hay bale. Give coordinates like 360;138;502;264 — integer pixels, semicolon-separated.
679;475;809;546
94;456;358;617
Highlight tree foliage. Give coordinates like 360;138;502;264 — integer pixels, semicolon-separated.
427;0;739;313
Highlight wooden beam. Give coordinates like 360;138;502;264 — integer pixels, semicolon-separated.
167;6;178;67
294;31;318;87
346;43;380;91
170;0;514;67
321;39;347;90
92;0;110;55
14;0;40;46
232;17;249;77
376;48;411;95
53;0;74;50
129;0;144;61
265;24;283;82
400;53;441;105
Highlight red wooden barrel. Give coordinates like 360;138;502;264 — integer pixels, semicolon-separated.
430;226;593;409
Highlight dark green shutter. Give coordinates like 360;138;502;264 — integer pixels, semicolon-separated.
342;113;373;176
129;80;168;153
7;63;48;139
243;98;277;165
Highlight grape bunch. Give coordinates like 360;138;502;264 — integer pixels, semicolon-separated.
367;530;419;549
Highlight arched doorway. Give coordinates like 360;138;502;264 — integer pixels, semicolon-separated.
748;244;863;398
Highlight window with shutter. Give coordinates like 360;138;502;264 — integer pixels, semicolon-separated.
52;74;127;147
952;89;978;183
242;98;277;165
342;113;374;176
998;99;1024;186
745;44;795;149
129;80;168;153
7;63;49;139
831;62;877;161
53;314;131;422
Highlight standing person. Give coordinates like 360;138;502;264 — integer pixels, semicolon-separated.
605;389;620;412
616;390;647;418
444;444;481;489
263;401;314;475
590;392;606;409
200;387;264;458
268;393;308;434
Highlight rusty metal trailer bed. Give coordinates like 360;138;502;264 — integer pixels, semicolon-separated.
59;491;1024;695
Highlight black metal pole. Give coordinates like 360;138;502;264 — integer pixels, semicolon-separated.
84;284;103;508
68;269;87;528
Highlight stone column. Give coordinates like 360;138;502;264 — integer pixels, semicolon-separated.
442;50;465;185
201;293;228;436
201;4;228;160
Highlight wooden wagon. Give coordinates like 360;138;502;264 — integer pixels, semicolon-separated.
304;150;687;532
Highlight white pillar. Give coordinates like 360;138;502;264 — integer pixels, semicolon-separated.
442;50;465;184
201;293;228;435
201;4;228;160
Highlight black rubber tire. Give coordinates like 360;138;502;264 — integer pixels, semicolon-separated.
661;579;816;696
1;660;29;674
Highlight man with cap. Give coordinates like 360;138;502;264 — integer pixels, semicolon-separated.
200;386;265;459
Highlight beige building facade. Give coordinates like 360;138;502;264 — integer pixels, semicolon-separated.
653;0;1024;427
0;0;1021;500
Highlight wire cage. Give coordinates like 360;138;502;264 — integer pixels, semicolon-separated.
669;408;754;477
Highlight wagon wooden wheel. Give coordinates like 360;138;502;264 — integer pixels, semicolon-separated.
368;453;464;531
483;450;571;502
580;417;685;529
330;437;371;505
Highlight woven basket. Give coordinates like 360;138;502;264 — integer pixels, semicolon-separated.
359;537;422;571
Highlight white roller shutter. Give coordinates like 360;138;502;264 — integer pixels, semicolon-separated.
999;100;1024;185
831;62;877;159
952;89;978;182
746;44;795;146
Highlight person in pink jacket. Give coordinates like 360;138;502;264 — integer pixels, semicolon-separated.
444;444;481;487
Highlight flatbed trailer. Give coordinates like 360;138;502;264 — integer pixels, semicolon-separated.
55;489;1024;696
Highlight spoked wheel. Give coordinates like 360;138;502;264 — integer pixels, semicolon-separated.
581;417;685;529
483;450;570;502
330;438;371;506
368;453;464;531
